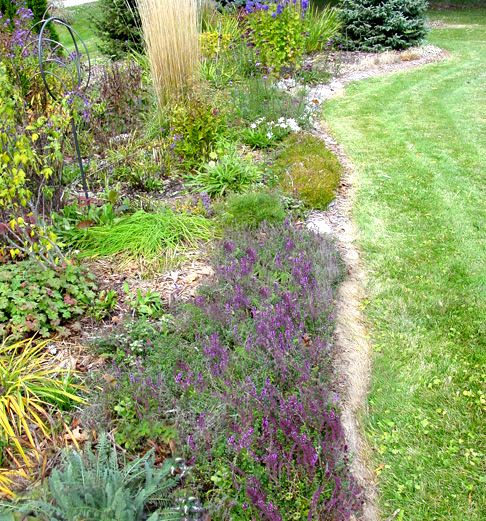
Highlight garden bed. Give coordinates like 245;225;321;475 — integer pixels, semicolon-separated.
0;0;439;518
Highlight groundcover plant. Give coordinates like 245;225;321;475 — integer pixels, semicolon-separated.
96;221;363;519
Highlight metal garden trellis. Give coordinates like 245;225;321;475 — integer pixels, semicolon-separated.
26;16;92;203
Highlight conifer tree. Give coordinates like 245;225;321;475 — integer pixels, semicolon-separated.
91;0;143;58
340;0;429;51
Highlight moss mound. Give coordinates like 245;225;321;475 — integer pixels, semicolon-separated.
276;134;342;209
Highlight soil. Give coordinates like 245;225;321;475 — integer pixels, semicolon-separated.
304;43;449;520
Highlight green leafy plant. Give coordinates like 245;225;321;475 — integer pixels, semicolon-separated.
200;57;237;89
169;93;227;166
10;433;182;520
241;116;301;149
188;151;263;197
218;189;286;228
304;4;342;54
92;318;169;363
103;134;177;191
244;0;308;73
0;262;97;339
0;337;83;466
77;210;216;263
123;283;164;318
115;419;177;453
340;0;429;51
0;63;70;267
294;61;331;86
87;290;118;321
276;133;342;209
52;200;124;248
231;75;312;128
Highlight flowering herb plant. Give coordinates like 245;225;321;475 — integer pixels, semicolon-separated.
241;115;301;148
100;221;362;520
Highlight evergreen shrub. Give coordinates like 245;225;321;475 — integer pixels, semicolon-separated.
91;0;143;58
340;0;429;51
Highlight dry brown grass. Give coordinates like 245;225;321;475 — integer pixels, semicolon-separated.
138;0;200;105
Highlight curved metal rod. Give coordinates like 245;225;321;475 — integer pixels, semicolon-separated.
38;18;90;98
38;69;70;94
34;17;92;203
42;58;77;90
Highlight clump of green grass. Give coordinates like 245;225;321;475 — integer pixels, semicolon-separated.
276;134;342;209
218;190;286;228
78;210;216;261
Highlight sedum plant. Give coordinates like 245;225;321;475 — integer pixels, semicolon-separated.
277;133;342;209
11;433;182;521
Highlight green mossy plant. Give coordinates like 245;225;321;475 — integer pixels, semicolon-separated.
276;134;342;209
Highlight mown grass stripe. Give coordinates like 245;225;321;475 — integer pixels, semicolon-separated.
323;16;486;521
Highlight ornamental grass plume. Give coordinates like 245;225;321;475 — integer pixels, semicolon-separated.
138;0;200;106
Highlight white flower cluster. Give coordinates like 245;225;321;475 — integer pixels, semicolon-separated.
249;116;302;138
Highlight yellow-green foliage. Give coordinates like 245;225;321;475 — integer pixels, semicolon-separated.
0;64;67;266
276;134;342;209
0;337;83;467
201;31;232;58
200;11;242;58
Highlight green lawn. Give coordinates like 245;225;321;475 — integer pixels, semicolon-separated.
323;12;486;521
58;3;101;60
428;6;486;23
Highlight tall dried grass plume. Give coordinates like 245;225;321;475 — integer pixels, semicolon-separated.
138;0;200;105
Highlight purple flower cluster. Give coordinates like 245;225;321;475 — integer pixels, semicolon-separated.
0;6;34;59
108;221;361;519
245;0;309;16
175;222;361;518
